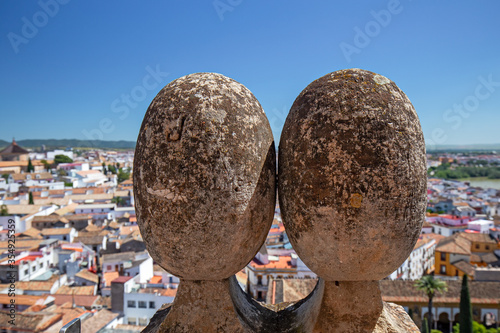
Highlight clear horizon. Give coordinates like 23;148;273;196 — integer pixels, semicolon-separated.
1;1;499;148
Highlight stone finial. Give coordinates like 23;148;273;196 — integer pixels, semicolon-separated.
278;68;426;332
134;73;276;332
134;73;276;281
278;68;427;281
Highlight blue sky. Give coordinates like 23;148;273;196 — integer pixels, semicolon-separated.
1;1;499;147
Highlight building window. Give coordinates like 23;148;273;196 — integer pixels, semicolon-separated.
440;265;446;274
257;275;262;285
127;317;136;325
32;266;36;272
138;318;148;326
24;269;28;275
149;301;155;309
127;300;136;308
475;244;480;249
40;262;43;269
107;265;112;271
138;301;147;309
485;245;490;250
440;252;446;261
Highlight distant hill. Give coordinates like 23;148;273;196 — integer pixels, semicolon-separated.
0;139;136;150
427;144;500;152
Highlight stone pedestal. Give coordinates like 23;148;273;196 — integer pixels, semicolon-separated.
159;279;246;333
314;281;383;333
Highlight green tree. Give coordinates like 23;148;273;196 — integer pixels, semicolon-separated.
1;174;9;181
117;169;130;183
422;317;430;333
27;158;34;172
0;205;8;216
41;159;50;171
112;196;126;207
54;154;73;165
108;165;117;174
472;321;487;333
415;275;448;332
453;320;491;333
460;275;473;333
102;162;107;174
28;192;34;205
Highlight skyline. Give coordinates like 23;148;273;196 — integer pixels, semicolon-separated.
1;1;500;148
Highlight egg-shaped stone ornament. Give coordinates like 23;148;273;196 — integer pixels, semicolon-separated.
134;73;276;281
278;69;427;281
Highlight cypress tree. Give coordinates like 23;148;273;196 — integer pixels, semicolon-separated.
27;158;34;172
28;192;34;205
459;274;473;333
422;317;429;333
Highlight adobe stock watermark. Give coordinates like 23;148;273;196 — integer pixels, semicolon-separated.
339;0;403;63
7;0;71;54
213;0;243;21
427;74;500;150
81;65;169;146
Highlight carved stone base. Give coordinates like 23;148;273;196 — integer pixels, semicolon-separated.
314;281;384;333
142;278;419;333
158;279;246;333
313;281;419;333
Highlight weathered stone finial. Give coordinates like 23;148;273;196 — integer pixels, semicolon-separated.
134;73;276;332
139;69;424;333
278;68;426;332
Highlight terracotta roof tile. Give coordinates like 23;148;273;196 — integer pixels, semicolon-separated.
75;269;99;284
436;234;471;255
81;309;119;333
15;274;60;292
459;232;498;244
52;295;99;308
41;228;73;236
380;280;500;304
0;311;61;331
452;260;476;277
55;285;96;296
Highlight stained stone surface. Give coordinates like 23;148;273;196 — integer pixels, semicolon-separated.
278;69;427;281
313;281;383;333
373;302;421;333
134;73;276;280
158;279;246;333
